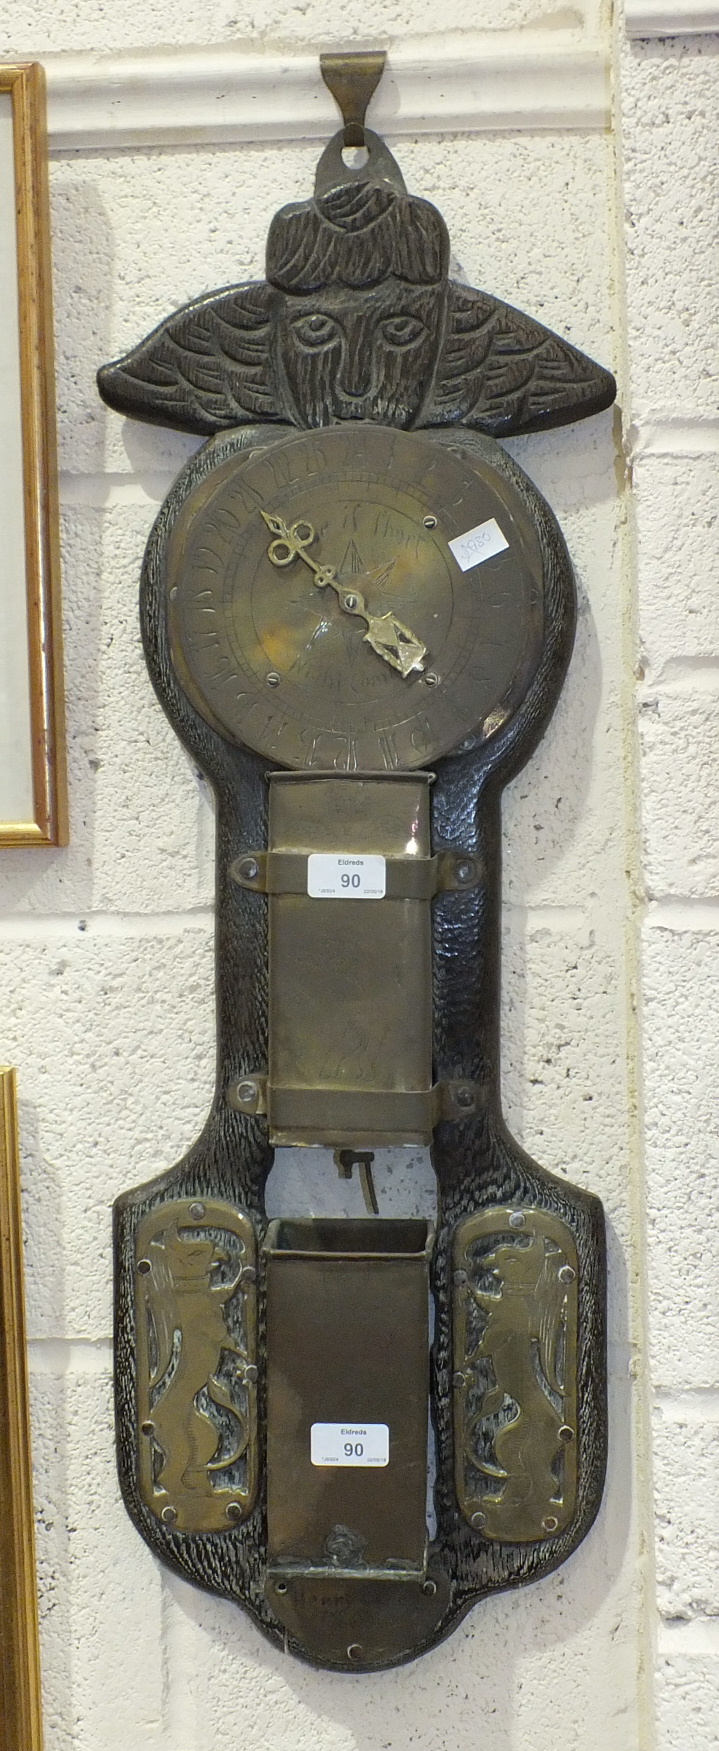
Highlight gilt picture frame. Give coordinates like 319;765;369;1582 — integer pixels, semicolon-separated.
0;62;66;847
0;1067;44;1749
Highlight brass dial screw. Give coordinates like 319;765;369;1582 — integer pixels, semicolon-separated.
188;1201;205;1220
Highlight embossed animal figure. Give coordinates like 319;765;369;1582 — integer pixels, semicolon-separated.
469;1234;567;1537
146;1222;247;1499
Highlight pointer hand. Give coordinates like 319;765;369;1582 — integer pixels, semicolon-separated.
261;511;427;679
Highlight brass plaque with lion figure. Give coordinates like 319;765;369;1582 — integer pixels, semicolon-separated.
453;1206;578;1542
135;1199;258;1533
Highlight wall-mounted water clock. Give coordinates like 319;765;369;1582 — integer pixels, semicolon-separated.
98;51;613;1672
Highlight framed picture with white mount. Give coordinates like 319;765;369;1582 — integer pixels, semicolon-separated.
0;61;66;847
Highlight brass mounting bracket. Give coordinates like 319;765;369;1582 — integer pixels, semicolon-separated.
227;1075;485;1132
320;51;387;148
230;850;481;898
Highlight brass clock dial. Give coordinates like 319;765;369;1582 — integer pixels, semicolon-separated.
166;424;545;771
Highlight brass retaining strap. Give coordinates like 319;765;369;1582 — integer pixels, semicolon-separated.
231;851;480;899
228;1078;484;1129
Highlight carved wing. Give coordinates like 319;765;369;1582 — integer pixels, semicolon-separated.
97;281;284;435
425;283;616;437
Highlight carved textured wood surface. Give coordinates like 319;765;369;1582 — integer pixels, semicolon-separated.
112;424;607;1669
98;131;615;442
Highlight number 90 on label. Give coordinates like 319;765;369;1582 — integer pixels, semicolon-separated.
310;1421;389;1466
307;854;386;899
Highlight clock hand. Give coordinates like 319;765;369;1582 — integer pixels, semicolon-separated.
261;512;427;679
261;513;337;590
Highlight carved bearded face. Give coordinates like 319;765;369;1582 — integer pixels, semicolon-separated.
273;281;446;428
266;171;450;431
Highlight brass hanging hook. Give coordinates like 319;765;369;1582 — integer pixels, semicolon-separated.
320;50;387;149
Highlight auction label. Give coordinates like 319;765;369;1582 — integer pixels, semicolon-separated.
310;1422;390;1467
307;853;386;899
448;517;509;572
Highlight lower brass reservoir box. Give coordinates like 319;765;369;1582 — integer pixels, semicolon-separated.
264;1216;433;1573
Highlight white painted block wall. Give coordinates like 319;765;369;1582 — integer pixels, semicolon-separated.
619;28;719;1749
0;2;714;1745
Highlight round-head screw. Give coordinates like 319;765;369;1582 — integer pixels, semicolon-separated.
470;1510;486;1529
161;1505;177;1525
423;515;437;528
226;1502;244;1523
266;672;280;687
141;1420;155;1436
508;1210;526;1229
137;1258;151;1275
243;1364;259;1383
237;857;259;881
424;671;439;686
454;859;475;884
542;1515;559;1533
455;1085;475;1110
559;1424;574;1443
234;1080;257;1106
347;1644;363;1662
421;1578;437;1595
188;1201;205;1221
558;1264;576;1284
453;1269;468;1286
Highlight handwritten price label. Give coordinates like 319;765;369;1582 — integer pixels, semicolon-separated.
448;517;509;572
